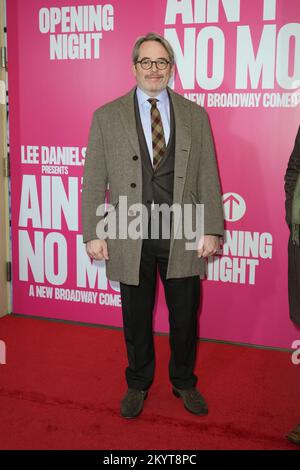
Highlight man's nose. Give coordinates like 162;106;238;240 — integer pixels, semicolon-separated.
151;61;159;71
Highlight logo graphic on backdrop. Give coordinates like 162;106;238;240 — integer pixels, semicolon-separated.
39;4;114;60
207;193;273;285
223;192;246;222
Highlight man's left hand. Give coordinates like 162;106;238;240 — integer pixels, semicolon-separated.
197;235;220;258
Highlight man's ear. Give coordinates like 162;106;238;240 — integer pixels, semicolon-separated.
132;63;137;78
168;65;175;88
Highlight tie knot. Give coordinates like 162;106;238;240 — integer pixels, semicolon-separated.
148;98;158;107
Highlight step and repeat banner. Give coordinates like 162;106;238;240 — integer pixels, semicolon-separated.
7;0;300;348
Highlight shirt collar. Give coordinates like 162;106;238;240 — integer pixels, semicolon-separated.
136;87;169;107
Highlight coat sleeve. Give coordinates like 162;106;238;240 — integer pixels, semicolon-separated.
284;126;300;227
197;108;224;237
81;110;108;243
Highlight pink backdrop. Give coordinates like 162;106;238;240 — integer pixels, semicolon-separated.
7;0;300;348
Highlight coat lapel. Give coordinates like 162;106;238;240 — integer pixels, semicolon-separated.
117;86;192;208
168;87;192;205
118;87;141;157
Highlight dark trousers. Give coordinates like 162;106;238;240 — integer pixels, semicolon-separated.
120;219;201;391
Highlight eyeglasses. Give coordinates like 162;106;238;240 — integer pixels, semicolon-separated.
136;58;170;70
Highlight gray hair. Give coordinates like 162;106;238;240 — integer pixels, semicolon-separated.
132;32;175;65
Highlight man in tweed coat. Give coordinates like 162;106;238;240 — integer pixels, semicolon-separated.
82;33;224;418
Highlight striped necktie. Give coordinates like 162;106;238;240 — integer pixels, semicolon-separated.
148;98;166;170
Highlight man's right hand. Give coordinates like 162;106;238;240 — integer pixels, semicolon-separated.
86;239;109;261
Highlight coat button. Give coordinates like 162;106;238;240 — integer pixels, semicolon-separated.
132;155;138;161
130;183;136;188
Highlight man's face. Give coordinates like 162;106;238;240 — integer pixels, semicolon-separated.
132;40;174;97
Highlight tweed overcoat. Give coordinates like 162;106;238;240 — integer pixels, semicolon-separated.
82;87;224;286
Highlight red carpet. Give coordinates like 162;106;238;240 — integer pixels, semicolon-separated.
0;315;299;450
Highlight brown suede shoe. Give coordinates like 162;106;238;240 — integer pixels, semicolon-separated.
173;387;208;415
287;424;300;446
120;388;148;419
